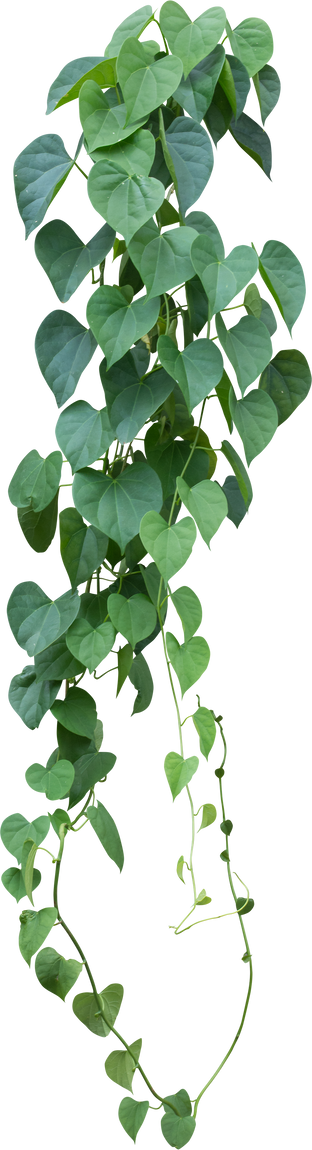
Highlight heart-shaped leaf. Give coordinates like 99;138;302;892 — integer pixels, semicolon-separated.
35;220;115;302
34;636;84;682
192;707;216;758
73;982;124;1036
46;56;116;114
117;37;183;121
17;494;59;554
14;134;77;239
35;947;83;999
9;450;62;513
160;115;213;218
118;1097;149;1143
94;128;156;175
51;687;97;740
73;462;162;552
133;226;197;301
230;388;278;464
105;6;153;56
191;236;258;318
222;475;247;528
25;759;74;800
35;310;97;408
100;350;172;442
117;644;134;697
79;81;148;150
68;751;116;810
9;666;60;730
253;64;280;124
1;866;41;904
107;593;156;648
170;586;202;643
139;512;196;582
219;53;250;120
177;476;228;548
1;813;50;864
88;158;164;246
128;652;153;715
145;427;210;501
166;632;210;696
199;803;217;829
258;240;306;334
19;907;57;966
225;17;273;76
157;335;223;412
173;45;225;121
87;800;124;871
160;3;226;78
164;751;199;799
236;896;254;915
66;619;115;672
259;349;311;425
59;508;109;589
215;312;272;394
7;582;80;657
87;285;160;368
105;1039;142;1091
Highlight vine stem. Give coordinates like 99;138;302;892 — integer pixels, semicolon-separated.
49;814;179;1117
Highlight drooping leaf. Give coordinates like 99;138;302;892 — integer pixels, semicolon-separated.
177;475;228;548
88;158;164;247
35;310;97;407
9;450;62;513
57;718;102;764
7;583;80;657
59;508;108;589
222;476;247;528
215;371;234;432
108;593;156;648
245;294;277;336
220;439;253;507
253;64;280;124
35;947;83;999
128;652;153;715
105;7;153;57
170;586;202;643
191;235;258;318
244;282;262;318
19;907;57;966
73;983;124;1036
105;1039;142;1091
229;112;272;178
258;240;306;334
145;427;210;500
35;220;115;302
117;37;183;122
139;512;196;582
80;81;149;150
215;312;272;394
230;388;278;465
160;3;226;78
68;750;116;810
87;800;124;871
17;493;59;553
199;803;217;829
160;115;213;218
119;1097;149;1143
14;134;78;238
225;17;273;76
204;81;232;144
9;666;60;730
259;349;311;424
166;632;210;696
66;618;115;672
132;225;197;301
73;461;162;552
117;644;134;696
192;706;216;758
220;819;233;835
1;866;41;903
51;687;97;739
185;276;208;337
219;54;250;120
25;759;74;800
100;350;172;442
34;635;84;681
87;285;160;369
157;335;223;411
173;46;225;121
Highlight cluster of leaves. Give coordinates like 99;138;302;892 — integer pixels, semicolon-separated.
1;4;310;1145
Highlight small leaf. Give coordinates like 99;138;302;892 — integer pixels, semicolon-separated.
220;819;233;835
9;450;62;513
19;907;57;966
230;113;272;179
21;839;38;904
87;800;124;871
105;1039;142;1092
87;285;160;369
258;240;306;334
199;803;217;830
35;947;83;1000
7;582;80;658
222;476;247;529
173;46;225;122
160;115;213;218
230;388;278;465
191;235;258;319
167;632;210;697
221;440;252;508
215;371;234;433
105;8;153;57
157;334;223;412
46;56;117;114
118;1097;149;1143
177;475;228;548
73;983;124;1036
196;889;211;905
1;866;41;903
117;644;134;696
244;282;262;318
220;849;229;861
129;653;153;714
164;751;198;800
236;897;254;915
68;751;116;810
161;1110;195;1147
177;855;185;883
253;64;280;124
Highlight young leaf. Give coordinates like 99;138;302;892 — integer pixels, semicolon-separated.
164;751;199;800
177;855;186;883
220;440;252;508
35;947;83;999
7;583;80;657
225;17;273;76
220;819;233;835
34;636;84;682
176;476;228;548
51;687;97;740
166;632;210;696
60;508;109;588
87;285;160;368
230;388;278;465
128;652;153;714
1;866;41;904
246;295;277;336
25;760;74;801
9;450;62;513
87;800;124;871
68;751;116;810
46;57;117;114
229;113;272;179
196;889;211;905
20;839;39;904
9;666;60;730
118;1097;149;1143
199;803;217;830
215;312;272;395
73;462;162;552
14;134;78;238
117;644;134;696
258;240;306;334
73;983;124;1036
157;335;223;411
105;1039;142;1091
259;350;311;424
35;220;115;302
170;586;202;643
88;159;164;247
160;116;213;218
17;493;59;553
192;707;216;759
117;37;183;122
173;46;225;122
160;3;226;78
236;897;254;915
253;64;280;124
105;7;153;57
19;907;57;966
66;618;115;673
139;512;196;582
35;310;97;408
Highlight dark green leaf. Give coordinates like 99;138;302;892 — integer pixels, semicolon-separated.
14;134;77;238
229;112;271;178
236;896;254;915
220;849;229;861
258;240;306;334
215;371;234;432
259;349;311;424
128;652;153;714
105;7;153;57
222;476;247;528
140;512;196;582
21;839;40;905
119;1097;149;1142
204;81;232;144
87;800;124;871
73;983;124;1036
145;427;210;500
185;276;208;337
25;759;74;800
59;507;108;588
177;475;228;548
87;285;160;369
157;335;223;411
100;351;172;442
9;450;62;513
57;719;102;764
215;312;272;394
19;907;57;965
117;644;133;696
253;64;280;124
80;81;149;150
225;17;273;76
51;687;97;739
221;819;233;835
9;666;60;730
17;492;58;553
68;751;116;810
130;225;197;302
192;707;216;759
1;866;41;903
160;3;226;77
35;220;115;302
34;636;84;681
221;439;252;507
219;53;250;120
105;1039;142;1091
171;586;201;643
47;57;116;114
88;159;164;248
117;37;183;122
35;947;83;999
156;199;179;227
191;235;258;318
230;388;278;464
244;282;262;318
199;803;217;830
251;297;277;336
7;583;80;657
161;116;213;218
35;310;97;407
166;632;210;696
173;46;225;121
73;461;162;552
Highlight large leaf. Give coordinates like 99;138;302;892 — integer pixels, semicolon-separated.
177;475;228;547
60;508;108;588
76;78;149;150
68;750;116;810
34;636;84;681
259;349;311;424
219;53;250;120
1;866;41;904
56;401;114;473
35;947;83;999
171;586;201;643
25;759;75;800
118;1097;149;1143
117;37;183;122
164;751;198;799
88;158;164;246
221;439;252;507
227;13;276;78
253;64;280;124
145;428;209;500
10;131;84;243
4;579;80;662
173;45;225;121
32;308;99;411
93;129;156;175
166;632;210;695
100;353;172;442
158;1;230;81
160;116;213;218
31;216;116;303
66;618;115;672
105;1040;142;1091
73;461;162;552
140;512;196;582
9;666;60;730
229;113;272;179
257;233;308;340
1;812;50;864
47;57;116;114
107;593;156;647
214;310;275;400
192;706;216;758
19;907;57;966
87;285;160;369
229;384;279;469
17;493;58;553
73;982;124;1037
128;216;199;301
51;687;97;739
87;800;124;871
9;450;62;513
105;7;153;56
128;652;153;714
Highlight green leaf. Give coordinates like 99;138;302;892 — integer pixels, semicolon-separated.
17;493;59;553
177;471;229;552
230;384;278;469
19;907;57;966
88;160;164;247
196;888;211;905
257;233;308;340
68;751;116;810
191;232;259;315
1;866;41;903
173;46;225;121
220;849;229;861
87;285;160;368
76;78;149;150
244;282;262;318
140;512;199;584
101;352;172;442
257;345;310;432
20;839;38;904
157;335;223;412
5;446;64;515
145;427;210;500
249;296;277;336
73;461;162;552
116;1090;151;1145
227;111;276;186
221;819;233;835
1;813;50;864
157;1085;199;1150
44;54;116;117
22;759;75;805
51;687;97;739
195;795;219;832
253;64;280;125
32;943;85;1007
59;508;108;589
185;277;208;337
164;750;199;800
117;37;183;122
128;217;199;303
103;1039;146;1090
214;310;275;400
219;54;250;120
169;584;204;648
32;216;116;303
215;371;234;432
85;795;127;874
204;80;232;144
158;1;230;81
222;476;247;528
32;305;98;414
117;644;134;696
10;131;82;242
217;432;256;506
9;666;60;730
236;897;254;915
227;14;276;78
173;855;188;887
4;579;81;662
158;107;217;217
163;630;212;708
128;652;153;714
94;129;156;176
105;7;153;56
48;808;70;837
189;703;218;768
70;979;127;1044
66;616;116;676
57;718;103;764
107;593;156;647
34;636;84;682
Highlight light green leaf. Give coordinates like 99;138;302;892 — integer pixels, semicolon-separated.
52;397;113;473
1;813;50;865
139;512;196;582
21;839;38;904
164;751;198;799
5;446;64;515
219;53;250;120
177;469;229;554
160;0;229;80
95;129;155;175
17;493;59;554
59;508;109;589
69;979;127;1044
105;7;153;56
199;803;217;829
19;907;57;966
87;285;160;368
157;334;223;412
168;584;207;648
103;1039;146;1090
137;226;197;300
117;644;134;696
51;687;97;739
196;888;211;905
177;855;186;882
119;1097;149;1142
1;866;41;903
68;751;116;810
7;582;79;658
88;158;164;246
189;699;218;763
80;81;149;150
107;593;156;648
35;947;83;999
244;282;262;318
34;636;83;682
191;236;258;318
22;759;75;805
227;14;276;78
9;666;60;730
117;37;182;123
163;625;212;703
66;618;115;673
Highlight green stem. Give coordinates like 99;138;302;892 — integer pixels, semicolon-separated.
73;159;88;179
153;16;169;53
222;303;244;311
164;293;170;334
186;785;197;903
70;791;93;827
193;956;256;1117
49;809;179;1113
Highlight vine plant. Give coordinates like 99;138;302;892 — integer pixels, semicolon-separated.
2;4;311;1146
